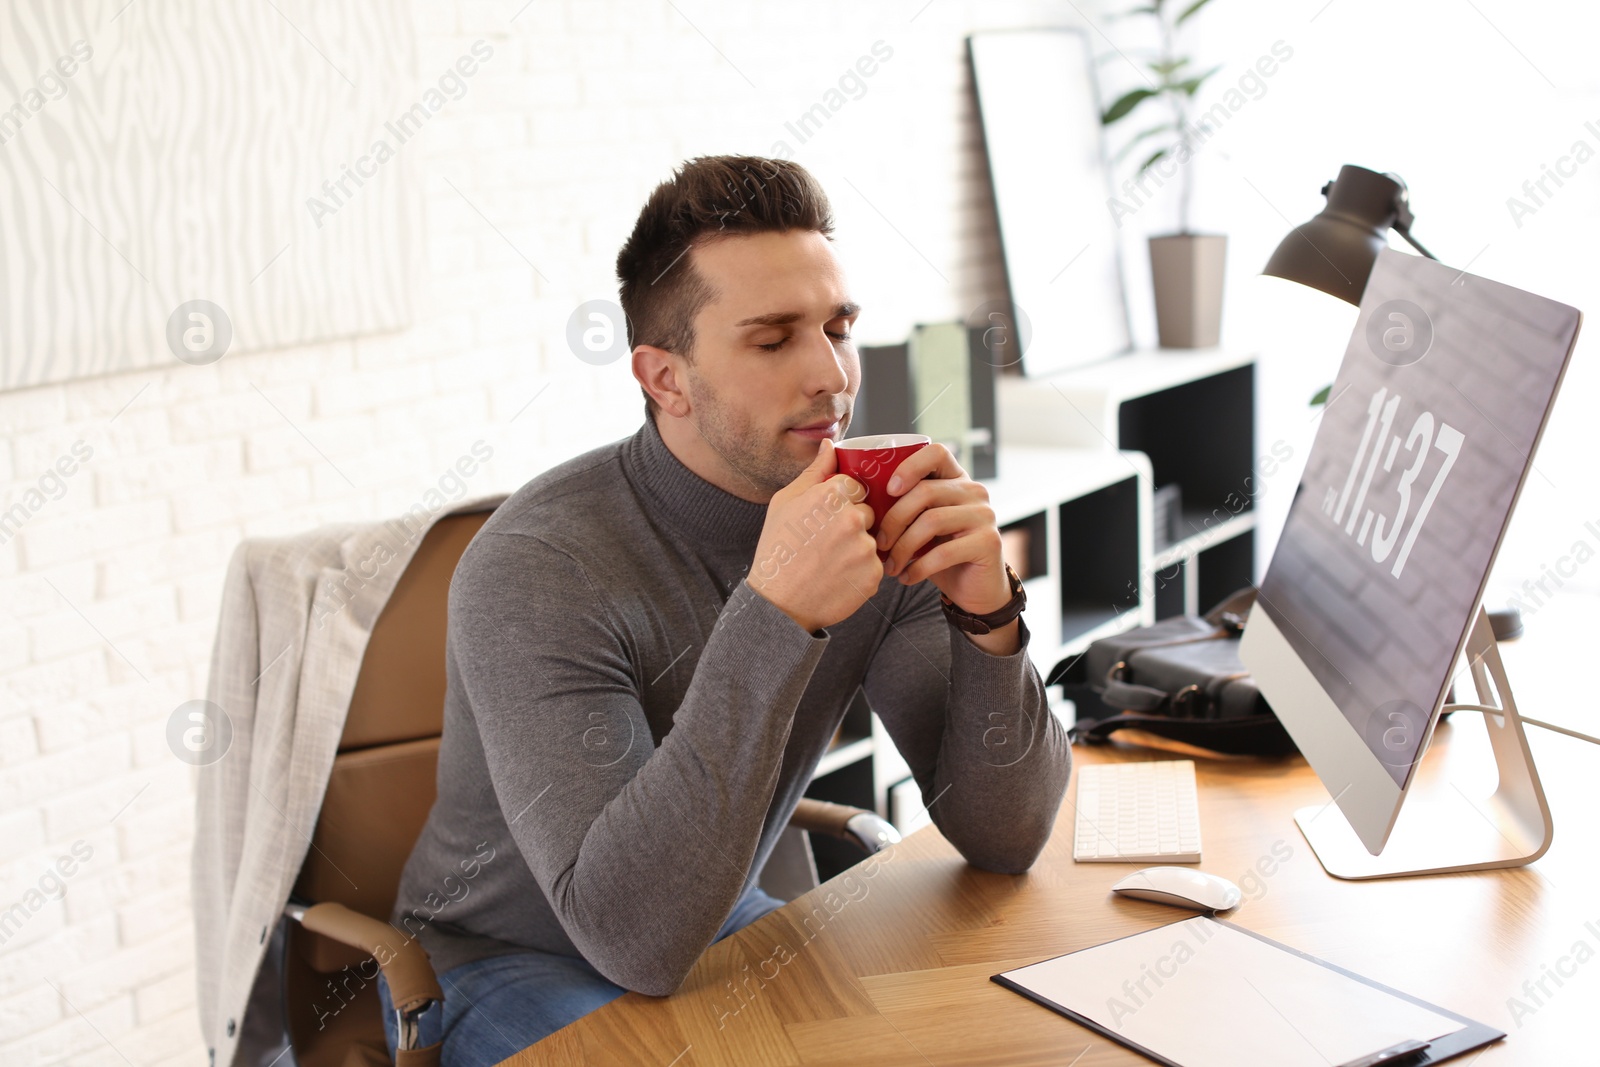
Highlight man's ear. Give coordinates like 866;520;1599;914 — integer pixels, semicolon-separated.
632;344;691;419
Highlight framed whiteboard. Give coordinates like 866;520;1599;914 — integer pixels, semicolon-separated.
968;28;1131;376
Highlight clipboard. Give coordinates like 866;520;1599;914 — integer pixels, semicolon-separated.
992;918;1502;1067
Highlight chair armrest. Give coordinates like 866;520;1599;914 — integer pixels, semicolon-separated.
788;797;903;854
286;900;442;1060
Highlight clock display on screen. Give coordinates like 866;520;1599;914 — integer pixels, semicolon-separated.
1256;251;1580;787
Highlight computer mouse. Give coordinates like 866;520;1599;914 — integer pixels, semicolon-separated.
1111;866;1242;913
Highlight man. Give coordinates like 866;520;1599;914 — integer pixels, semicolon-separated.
384;155;1071;1064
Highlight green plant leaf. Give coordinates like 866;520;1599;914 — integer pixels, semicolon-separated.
1176;0;1215;24
1148;57;1189;76
1136;148;1169;175
1102;88;1157;125
1175;64;1223;95
1112;122;1177;163
1310;384;1332;407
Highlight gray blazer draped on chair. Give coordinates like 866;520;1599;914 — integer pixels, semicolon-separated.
190;497;504;1067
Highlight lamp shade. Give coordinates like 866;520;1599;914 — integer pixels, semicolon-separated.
1262;165;1411;305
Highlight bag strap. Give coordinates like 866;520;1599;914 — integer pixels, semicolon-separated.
1101;677;1172;713
1203;586;1258;632
1069;710;1292;755
1101;669;1249;719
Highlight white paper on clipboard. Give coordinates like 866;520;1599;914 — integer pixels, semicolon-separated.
995;918;1465;1067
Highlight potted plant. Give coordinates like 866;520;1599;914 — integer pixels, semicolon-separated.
1100;0;1225;349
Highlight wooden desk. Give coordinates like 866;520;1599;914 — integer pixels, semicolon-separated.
506;605;1600;1066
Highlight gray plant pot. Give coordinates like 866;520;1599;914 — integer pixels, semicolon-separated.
1150;233;1227;349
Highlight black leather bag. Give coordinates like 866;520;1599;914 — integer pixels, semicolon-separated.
1060;588;1298;758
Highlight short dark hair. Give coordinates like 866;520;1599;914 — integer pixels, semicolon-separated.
616;155;836;418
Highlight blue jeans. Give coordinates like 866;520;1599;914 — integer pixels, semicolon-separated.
377;883;783;1067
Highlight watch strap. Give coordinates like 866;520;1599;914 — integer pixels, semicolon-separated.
940;563;1026;634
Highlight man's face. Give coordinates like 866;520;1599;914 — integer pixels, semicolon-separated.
678;229;860;495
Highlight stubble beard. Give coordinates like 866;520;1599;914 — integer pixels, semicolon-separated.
686;369;813;498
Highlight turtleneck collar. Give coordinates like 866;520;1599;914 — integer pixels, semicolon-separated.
622;417;769;550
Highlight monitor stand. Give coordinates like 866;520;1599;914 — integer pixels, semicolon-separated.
1294;607;1554;880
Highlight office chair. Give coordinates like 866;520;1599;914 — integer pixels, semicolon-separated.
267;508;900;1067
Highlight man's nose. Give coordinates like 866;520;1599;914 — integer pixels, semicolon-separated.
806;331;850;396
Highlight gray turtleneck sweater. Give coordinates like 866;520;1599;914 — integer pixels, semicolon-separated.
391;419;1071;995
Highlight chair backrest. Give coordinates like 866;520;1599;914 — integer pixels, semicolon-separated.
342;510;492;750
285;509;492;1062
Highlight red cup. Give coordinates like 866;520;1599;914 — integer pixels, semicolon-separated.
834;433;931;560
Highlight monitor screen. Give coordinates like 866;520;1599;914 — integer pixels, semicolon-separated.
1255;249;1581;787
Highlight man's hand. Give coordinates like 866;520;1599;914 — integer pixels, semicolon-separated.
749;439;882;633
873;443;1018;652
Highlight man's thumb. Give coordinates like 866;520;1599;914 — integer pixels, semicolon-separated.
799;438;837;484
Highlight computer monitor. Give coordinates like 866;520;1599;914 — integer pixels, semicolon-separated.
1240;247;1582;879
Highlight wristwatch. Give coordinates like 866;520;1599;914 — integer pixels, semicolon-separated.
940;563;1027;635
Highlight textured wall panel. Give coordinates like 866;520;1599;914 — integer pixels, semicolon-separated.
0;0;419;389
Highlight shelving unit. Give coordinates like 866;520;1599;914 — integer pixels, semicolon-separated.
804;348;1257;877
998;348;1258;618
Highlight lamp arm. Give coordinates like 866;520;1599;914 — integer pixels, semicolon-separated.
1394;225;1438;261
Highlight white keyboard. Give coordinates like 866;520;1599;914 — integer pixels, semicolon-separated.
1073;760;1202;863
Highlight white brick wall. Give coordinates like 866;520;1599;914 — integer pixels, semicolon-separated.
0;1;1075;1062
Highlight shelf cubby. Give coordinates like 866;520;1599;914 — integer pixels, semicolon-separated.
999;349;1258;621
1058;476;1141;646
1197;523;1256;613
1118;363;1255;531
1153;556;1188;621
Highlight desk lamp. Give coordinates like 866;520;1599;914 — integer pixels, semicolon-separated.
1261;166;1525;640
1262;164;1437;305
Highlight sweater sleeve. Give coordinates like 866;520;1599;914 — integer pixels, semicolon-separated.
449;531;825;996
862;582;1071;873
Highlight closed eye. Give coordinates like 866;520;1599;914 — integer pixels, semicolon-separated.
757;331;852;353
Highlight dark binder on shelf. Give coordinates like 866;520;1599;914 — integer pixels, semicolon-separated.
853;342;912;440
856;329;998;479
966;326;998;480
